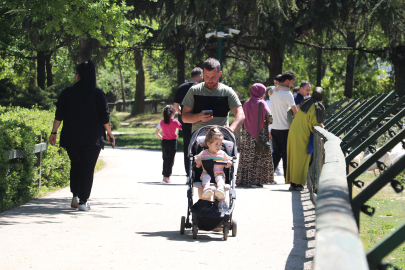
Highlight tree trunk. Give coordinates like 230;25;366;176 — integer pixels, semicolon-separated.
46;53;53;87
29;60;36;87
132;49;145;115
268;43;283;85
316;48;323;87
79;37;92;63
392;45;405;98
177;43;186;87
37;51;46;90
344;31;356;98
118;58;126;111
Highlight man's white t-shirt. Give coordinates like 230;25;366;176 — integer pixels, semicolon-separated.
269;86;296;130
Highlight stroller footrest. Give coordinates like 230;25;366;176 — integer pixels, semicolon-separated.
193;182;230;191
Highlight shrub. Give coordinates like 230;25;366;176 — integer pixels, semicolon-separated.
0;106;71;211
110;112;121;130
0;79;71;110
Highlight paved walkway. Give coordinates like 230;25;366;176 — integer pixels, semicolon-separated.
0;147;315;270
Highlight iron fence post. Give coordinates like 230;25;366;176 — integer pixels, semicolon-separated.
331;94;389;136
329;96;378;135
347;128;405;199
325;99;360;129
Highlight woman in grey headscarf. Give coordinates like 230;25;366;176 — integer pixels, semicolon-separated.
285;87;325;191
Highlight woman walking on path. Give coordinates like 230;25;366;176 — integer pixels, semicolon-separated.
286;87;325;191
155;105;182;183
236;83;274;188
49;60;115;211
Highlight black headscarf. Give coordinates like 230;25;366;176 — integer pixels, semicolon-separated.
299;87;325;123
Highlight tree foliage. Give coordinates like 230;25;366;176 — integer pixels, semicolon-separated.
0;0;405;110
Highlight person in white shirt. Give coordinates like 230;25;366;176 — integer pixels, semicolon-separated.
266;74;283;177
269;71;298;180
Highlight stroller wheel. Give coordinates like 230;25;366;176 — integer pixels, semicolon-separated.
180;216;185;235
192;224;198;239
223;225;229;241
231;219;237;237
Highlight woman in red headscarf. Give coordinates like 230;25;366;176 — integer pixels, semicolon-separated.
236;83;275;188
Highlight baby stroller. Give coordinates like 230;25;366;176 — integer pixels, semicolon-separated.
179;125;237;240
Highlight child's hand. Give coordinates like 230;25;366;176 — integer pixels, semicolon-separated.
195;157;202;168
225;158;232;168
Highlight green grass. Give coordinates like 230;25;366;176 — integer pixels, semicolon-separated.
355;173;405;269
114;134;184;152
115;127;156;133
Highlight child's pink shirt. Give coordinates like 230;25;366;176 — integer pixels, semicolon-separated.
158;119;182;140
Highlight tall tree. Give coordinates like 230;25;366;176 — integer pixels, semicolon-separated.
133;48;145;115
371;0;405;97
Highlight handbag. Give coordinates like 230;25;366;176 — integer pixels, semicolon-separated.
307;132;314;154
255;103;271;154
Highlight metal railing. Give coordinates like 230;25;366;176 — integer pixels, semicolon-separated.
3;135;47;187
322;94;405;270
309;127;368;270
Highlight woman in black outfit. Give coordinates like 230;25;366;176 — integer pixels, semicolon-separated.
49;60;115;211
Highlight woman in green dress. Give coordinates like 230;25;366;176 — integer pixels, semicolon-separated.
286;87;325;191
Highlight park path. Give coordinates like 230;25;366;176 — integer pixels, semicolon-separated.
0;147;315;270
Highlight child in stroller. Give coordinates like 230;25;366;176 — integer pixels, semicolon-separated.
180;125;237;240
194;127;232;200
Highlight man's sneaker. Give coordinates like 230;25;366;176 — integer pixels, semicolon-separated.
289;183;296;191
214;188;225;200
163;177;171;183
295;185;304;191
274;169;284;176
71;196;79;208
202;188;214;198
78;202;90;211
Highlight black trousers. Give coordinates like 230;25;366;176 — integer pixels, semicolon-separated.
182;128;192;176
65;145;101;203
162;139;177;177
271;129;289;179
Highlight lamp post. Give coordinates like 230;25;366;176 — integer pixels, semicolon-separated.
205;27;240;82
217;26;223;73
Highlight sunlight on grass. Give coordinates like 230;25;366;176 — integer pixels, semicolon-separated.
355;172;405;268
115;127;156;133
114;134;184;152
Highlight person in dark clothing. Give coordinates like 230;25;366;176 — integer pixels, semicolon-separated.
173;67;203;178
293;81;311;108
49;60;115;211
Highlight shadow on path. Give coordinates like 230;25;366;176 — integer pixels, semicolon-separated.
136;230;224;242
138;182;188;186
0;198;122;226
284;190;315;270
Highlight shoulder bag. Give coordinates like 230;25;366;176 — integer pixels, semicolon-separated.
255;102;271;154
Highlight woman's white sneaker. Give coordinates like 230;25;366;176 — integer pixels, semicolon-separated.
78;202;90;211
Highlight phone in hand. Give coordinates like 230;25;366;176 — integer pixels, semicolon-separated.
204;110;213;116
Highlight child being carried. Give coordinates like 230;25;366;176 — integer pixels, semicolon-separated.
194;127;232;199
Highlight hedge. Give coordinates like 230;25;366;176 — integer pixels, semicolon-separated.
0;106;71;211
